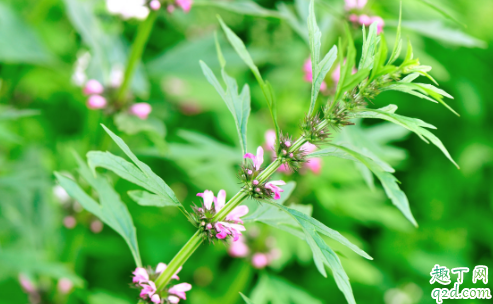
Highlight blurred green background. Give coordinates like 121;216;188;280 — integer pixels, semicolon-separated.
0;0;492;303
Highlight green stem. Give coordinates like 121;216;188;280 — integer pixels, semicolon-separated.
155;230;203;290
116;11;157;104
152;127;321;292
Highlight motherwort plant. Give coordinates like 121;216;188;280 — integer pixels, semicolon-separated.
55;1;458;303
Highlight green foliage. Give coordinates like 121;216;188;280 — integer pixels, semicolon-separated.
55;154;142;267
312;144;418;226
351;105;459;168
218;17;280;137
87;125;184;211
199;36;251;156
307;0;338;116
249;273;323;304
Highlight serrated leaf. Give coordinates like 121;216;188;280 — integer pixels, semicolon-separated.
314;143;418;226
55;154;142;267
399;20;486;48
88;125;183;210
128;190;178;207
200;58;251;156
381;81;458;116
351;105;459;168
251;273;323;304
196;0;282;18
359;23;379;70
218;17;279;136
240;293;256;304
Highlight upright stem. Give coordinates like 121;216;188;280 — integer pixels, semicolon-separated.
116;11;157;104
152;132;313;292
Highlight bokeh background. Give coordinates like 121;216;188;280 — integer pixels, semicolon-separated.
0;0;492;303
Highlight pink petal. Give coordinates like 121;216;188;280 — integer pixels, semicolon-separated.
83;79;104;95
302;142;317;153
132;267;149;283
349;14;359;23
197;190;214;210
130;102;152;120
255;146;264;170
228;239;250;257
359;14;372;26
264;130;277;151
252;253;269;268
175;0;192;12
243;153;255;160
149;0;161;10
155;263;166;274
151;294;161;303
357;0;368;9
303;58;312;74
215;190;226;213
225;205;249;223
267;180;286;186
168;296;180;304
344;0;357;10
305;158;322;175
87;95;107;110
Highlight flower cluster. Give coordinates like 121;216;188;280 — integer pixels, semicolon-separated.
82;79;152;119
301;114;331;145
240;147;287;200
265;130;322;174
228;232;281;269
192;190;249;242
345;0;385;34
132;263;191;303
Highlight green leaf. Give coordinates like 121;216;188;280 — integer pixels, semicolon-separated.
128;190;178;207
315;143;418;226
307;0;338;116
55;154;142;267
381;81;458;116
251;273;323;304
399;20;486;48
351;105;459;168
218;17;279;136
195;0;282;18
200;58;251;156
0;106;39;121
0;3;53;64
114;113;166;137
415;0;466;28
87;125;182;209
240;293;256;304
388;3;402;65
359;23;380;70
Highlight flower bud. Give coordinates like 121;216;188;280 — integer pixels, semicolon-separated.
247;170;253;175
289;153;293;158
87;95;107;109
130;102;152;120
252;253;269;269
63;216;76;229
150;0;161;10
206;223;212;230
253;180;259;185
282;150;287;155
284;141;291;147
90;220;103;233
255;188;261;192
83;79;104;95
57;278;73;294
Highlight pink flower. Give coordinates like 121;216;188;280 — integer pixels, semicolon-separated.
83;79;104;95
244;146;264;171
215;222;246;241
90;220;103;233
358;14;372;26
130;102;152;120
155;263;181;280
132;267;149;284
349;14;359;23
305;158;322;175
370;16;385;34
139;281;157;299
345;0;367;10
151;294;161;303
19;274;36;293
57;278;73;294
169;283;192;300
228;236;250;257
252;253;269;269
265;180;286;200
150;0;161;10
175;0;192;12
197;190;215;210
225;205;249;224
63;216;77;229
87;95;107;110
265;130;277;151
